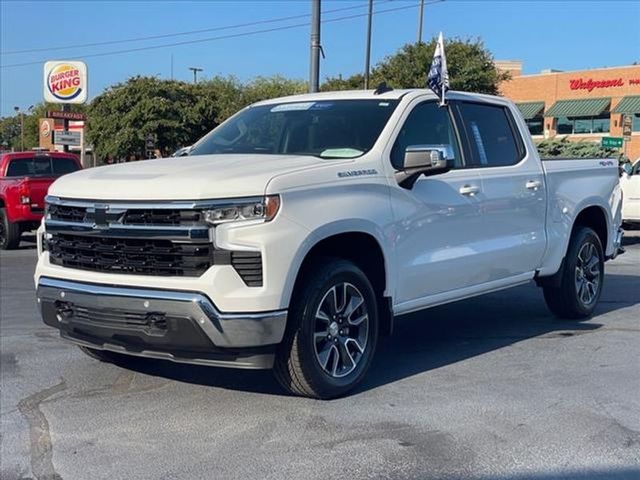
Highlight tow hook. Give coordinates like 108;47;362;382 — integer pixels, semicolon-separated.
54;301;74;322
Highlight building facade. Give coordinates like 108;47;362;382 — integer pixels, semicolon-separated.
498;62;640;160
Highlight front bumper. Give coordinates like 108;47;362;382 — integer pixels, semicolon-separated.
36;277;287;369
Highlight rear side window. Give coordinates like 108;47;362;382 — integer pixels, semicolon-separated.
52;158;80;175
457;103;523;167
5;156;79;177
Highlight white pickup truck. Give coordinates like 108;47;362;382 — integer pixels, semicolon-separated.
35;89;624;398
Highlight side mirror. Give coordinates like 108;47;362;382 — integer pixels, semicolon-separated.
398;144;454;189
622;162;633;176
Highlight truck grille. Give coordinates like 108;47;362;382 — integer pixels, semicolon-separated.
47;233;213;277
44;197;264;285
48;203;203;226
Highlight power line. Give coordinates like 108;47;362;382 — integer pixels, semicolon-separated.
1;1;393;56
1;1;443;70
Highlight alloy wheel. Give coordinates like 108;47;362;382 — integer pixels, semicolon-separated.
575;242;601;306
313;282;369;378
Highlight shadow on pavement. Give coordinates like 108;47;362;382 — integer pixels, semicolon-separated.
621;233;640;247
18;233;37;250
110;273;639;397
458;467;640;480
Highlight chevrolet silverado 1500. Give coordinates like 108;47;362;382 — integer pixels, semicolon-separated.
35;89;624;398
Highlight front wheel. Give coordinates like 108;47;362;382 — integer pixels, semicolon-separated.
543;226;604;319
274;258;379;399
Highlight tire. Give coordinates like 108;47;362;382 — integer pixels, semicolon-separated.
0;208;21;250
78;346;119;363
274;258;379;399
543;226;604;319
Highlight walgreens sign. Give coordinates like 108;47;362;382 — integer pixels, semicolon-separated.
569;78;624;92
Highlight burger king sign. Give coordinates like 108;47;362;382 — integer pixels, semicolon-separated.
43;61;88;104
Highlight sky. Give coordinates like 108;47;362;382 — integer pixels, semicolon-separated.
1;0;639;117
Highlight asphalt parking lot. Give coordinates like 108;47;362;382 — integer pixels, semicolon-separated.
1;232;639;480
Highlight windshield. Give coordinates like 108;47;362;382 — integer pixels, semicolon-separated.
5;156;79;177
189;99;399;159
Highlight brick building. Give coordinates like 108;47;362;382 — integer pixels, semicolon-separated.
498;62;640;160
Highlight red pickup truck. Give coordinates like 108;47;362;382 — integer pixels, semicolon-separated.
0;151;82;249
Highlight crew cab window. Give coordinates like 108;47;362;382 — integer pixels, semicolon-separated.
5;157;79;177
457;103;524;167
390;101;462;170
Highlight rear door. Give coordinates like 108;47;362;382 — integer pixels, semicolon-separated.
389;100;487;305
454;101;547;280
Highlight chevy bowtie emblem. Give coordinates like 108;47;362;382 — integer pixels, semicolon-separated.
93;205;108;228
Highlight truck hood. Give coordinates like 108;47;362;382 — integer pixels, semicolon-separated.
49;154;329;200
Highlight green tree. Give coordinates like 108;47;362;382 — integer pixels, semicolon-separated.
322;37;508;94
0;116;21;151
86;75;306;161
87;77;206;160
240;75;306;104
320;74;365;91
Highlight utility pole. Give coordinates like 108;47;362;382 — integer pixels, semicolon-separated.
188;67;203;83
364;0;373;90
309;0;321;93
417;0;425;44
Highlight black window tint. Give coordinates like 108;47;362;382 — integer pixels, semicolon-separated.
5;157;78;177
190;100;399;159
390;102;461;170
32;158;52;175
459;103;522;167
5;159;33;177
51;157;80;175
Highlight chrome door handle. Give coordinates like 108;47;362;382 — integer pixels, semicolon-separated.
459;185;480;196
526;180;542;190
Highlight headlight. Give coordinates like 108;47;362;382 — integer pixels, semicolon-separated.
203;195;280;225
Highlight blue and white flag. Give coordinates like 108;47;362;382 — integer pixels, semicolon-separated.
427;32;449;107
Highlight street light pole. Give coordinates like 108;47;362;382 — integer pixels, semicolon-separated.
309;0;321;93
364;0;373;90
13;106;24;152
417;0;425;44
188;67;203;83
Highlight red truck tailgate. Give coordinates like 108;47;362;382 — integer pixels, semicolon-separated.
24;177;53;211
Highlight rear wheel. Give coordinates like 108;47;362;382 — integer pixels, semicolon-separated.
543;226;604;319
0;208;21;250
274;258;379;399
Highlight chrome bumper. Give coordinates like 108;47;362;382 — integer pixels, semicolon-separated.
36;277;287;369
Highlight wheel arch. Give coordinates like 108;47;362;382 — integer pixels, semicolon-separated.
283;222;394;336
537;203;610;287
572;205;608;252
